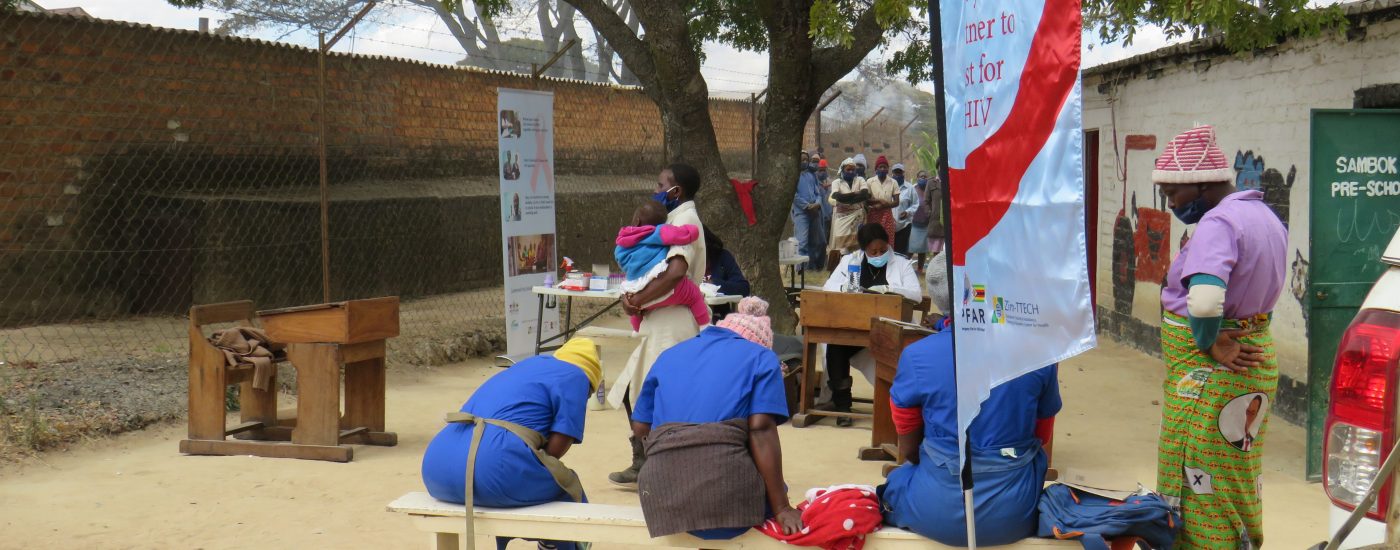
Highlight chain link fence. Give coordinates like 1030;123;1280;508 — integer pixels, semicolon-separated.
0;9;770;379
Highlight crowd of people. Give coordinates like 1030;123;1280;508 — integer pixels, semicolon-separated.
418;123;1287;550
792;150;943;274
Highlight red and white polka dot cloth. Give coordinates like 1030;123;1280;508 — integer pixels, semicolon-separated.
758;484;883;550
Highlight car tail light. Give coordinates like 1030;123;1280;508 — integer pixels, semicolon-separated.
1325;309;1400;520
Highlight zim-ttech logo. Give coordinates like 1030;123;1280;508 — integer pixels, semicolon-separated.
990;296;1008;324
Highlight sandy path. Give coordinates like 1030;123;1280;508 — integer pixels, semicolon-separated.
0;325;1329;549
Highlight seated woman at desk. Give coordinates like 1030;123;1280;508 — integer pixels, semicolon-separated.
820;223;921;426
703;227;750;319
420;338;602;550
879;258;1060;546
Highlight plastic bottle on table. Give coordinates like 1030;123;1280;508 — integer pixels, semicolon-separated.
845;260;860;292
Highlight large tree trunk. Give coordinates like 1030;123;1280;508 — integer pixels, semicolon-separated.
733;0;825;334
564;0;885;334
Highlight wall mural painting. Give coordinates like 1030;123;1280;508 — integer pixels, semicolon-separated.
1106;143;1307;340
1234;150;1297;228
1292;250;1311;334
1109;134;1161;315
1112;203;1136;313
1134;202;1174;285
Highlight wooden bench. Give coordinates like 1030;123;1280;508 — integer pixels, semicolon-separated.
387;492;1073;550
180;298;400;462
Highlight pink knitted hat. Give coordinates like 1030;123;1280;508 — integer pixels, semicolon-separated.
1152;125;1233;184
716;296;773;349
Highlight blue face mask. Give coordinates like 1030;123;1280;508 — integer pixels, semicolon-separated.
818;172;829;182
842;172;856;183
917;177;928;187
893;174;904;184
856;166;867;177
876;169;889;179
1170;187;1212;224
652;187;680;211
866;250;891;268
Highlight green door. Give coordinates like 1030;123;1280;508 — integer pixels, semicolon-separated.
1307;109;1400;480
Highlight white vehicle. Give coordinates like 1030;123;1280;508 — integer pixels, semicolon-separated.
1324;229;1400;548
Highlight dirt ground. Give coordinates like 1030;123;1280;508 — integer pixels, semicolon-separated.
0;317;1330;549
0;289;616;458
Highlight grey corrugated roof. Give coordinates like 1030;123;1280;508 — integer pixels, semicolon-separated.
1084;0;1400;77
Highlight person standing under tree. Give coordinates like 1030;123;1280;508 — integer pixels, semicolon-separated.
1150;125;1286;549
863;156;900;243
606;163;709;489
906;170;933;269
922;173;946;257
891;163;918;256
815;158;833;252
791;150;827;271
826;157;870;268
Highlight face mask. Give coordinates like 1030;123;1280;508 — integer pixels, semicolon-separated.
856;166;867;177
866;250;892;268
652;187;680;211
842;172;855;183
1169;185;1212;224
893;174;904;185
1171;195;1211;224
800;162;810;172
917;177;928;186
818;172;829;182
875;169;889;180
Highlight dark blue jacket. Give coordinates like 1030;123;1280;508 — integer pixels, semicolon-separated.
707;249;749;297
791;170;823;216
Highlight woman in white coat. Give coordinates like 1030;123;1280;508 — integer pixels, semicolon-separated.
820;223;922;426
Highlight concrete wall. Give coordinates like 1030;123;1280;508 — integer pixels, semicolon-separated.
1083;7;1400;423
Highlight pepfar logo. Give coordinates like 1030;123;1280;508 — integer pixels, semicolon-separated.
962;274;990;324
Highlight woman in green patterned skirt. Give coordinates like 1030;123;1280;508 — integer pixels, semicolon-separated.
1150;126;1288;549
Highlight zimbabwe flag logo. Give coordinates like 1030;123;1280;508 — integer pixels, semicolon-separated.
972;285;986;302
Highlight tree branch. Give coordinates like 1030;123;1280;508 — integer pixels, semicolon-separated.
810;5;884;91
561;0;655;86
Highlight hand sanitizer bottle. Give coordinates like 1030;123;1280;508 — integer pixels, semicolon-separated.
845;261;861;293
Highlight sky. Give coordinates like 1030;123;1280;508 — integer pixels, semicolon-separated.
46;0;1181;99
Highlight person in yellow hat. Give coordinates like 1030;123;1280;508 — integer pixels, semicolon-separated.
420;337;600;550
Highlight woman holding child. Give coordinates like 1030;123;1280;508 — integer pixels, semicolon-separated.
605;163;709;489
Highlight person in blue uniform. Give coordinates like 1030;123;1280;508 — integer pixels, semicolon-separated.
420;337;601;550
632;298;804;539
878;257;1060;546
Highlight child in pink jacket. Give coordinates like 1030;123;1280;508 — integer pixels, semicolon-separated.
614;201;711;331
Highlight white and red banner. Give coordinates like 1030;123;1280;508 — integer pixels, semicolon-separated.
940;0;1096;465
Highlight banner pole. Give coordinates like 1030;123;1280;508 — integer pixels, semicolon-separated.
928;3;976;548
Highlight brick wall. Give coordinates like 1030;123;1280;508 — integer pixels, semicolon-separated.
1082;7;1400;424
0;11;764;326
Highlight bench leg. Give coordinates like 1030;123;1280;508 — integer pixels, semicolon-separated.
289;343;343;447
432;532;460;550
343;356;386;432
187;348;227;441
239;371;278;439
